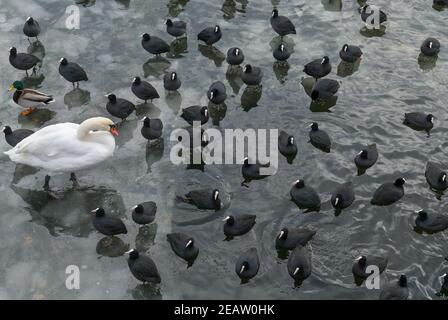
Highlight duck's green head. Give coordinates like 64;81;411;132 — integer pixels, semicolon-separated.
9;81;23;91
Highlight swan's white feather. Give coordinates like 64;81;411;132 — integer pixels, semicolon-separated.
4;122;115;173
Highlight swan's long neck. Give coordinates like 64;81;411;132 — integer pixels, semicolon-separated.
77;118;105;140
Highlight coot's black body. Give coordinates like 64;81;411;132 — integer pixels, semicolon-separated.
167;233;199;262
290;180;321;209
181;106;209;125
131;201;157;225
106;94;135;120
415;210;448;233
304;56;331;79
23;17;40;39
235;248;259;280
275;227;316;250
141;33;170;55
379;275;409;300
9;47;40;72
339;44;363;63
354;144;378;169
425;161;448;191
141;117;163;140
352;255;388;279
127;249;161;283
287;245;312;281
163;72;181;91
2;126;34;147
131;77;160;102
331;182;355;210
59;58;88;85
91;208;127;236
404;112;434;131
270;9;296;37
197;25;222;45
223;215;256;237
371;178;405;206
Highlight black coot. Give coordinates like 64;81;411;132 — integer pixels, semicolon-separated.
309;122;331;152
207;81;227;104
241;64;263;86
273;43;291;62
91;207;127;236
339;44;363;63
270;9;296;37
166;19;187;38
331;182;355;210
141;33;170;55
223;214;256;237
371;178;405;206
127;249;161;283
197;25;222;45
360;5;387;25
2;126;34;147
226;47;244;66
106;94;135;120
352;255;388;279
379;275;409;300
167;233;199;262
404;112;434;131
23;17;40;41
9;47;40;74
425;161;448;191
311;78;340;101
58;57;88;86
141;117;163;140
354;144;378;169
235;248;259;280
131;201;157;225
131;77;160;103
242;157;270;180
278;130;297;159
290;179;321;210
287;245;312;281
304;56;331;79
415;210;448;233
420;38;440;57
180;189;221;210
181;105;209;125
275;227;316;250
163;72;181;91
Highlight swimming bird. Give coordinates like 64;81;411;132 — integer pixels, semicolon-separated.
58;57;88;87
23;17;40;42
371;178;405;206
379;275;409;300
278;130;297;159
420;38;440;57
165;19;187;38
163;72;181;91
226;47;244;66
141;117;163;141
91;207;127;236
180;105;209;125
331;182;355;210
131;76;160;103
425;162;448;191
4;117;118;190
106;94;135;121
309;122;331;152
9;47;40;76
273;43;291;62
2;126;34;147
126;249;161;284
223;214;256;237
167;233;199;262
352;255;388;279
9;80;54;116
197;25;222;46
290;179;321;210
131;201;157;225
287;245;312;281
179;188;221;210
360;5;387;25
354;144;378;169
310;79;340;101
304;56;331;79
235;248;259;280
275;227;316;250
241;64;263;86
141;33;170;56
339;44;363;63
242;157;270;180
415;210;448;233
404;112;434;131
270;9;296;37
207;81;227;104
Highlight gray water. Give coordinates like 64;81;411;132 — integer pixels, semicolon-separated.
0;0;447;300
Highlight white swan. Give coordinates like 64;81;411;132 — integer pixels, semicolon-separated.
4;117;118;190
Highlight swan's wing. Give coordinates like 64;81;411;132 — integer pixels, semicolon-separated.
10;123;79;159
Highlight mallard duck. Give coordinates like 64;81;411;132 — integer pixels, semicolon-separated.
9;80;54;116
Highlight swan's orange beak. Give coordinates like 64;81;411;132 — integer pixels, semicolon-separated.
110;127;119;136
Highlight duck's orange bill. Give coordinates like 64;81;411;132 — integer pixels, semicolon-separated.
110;127;119;136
